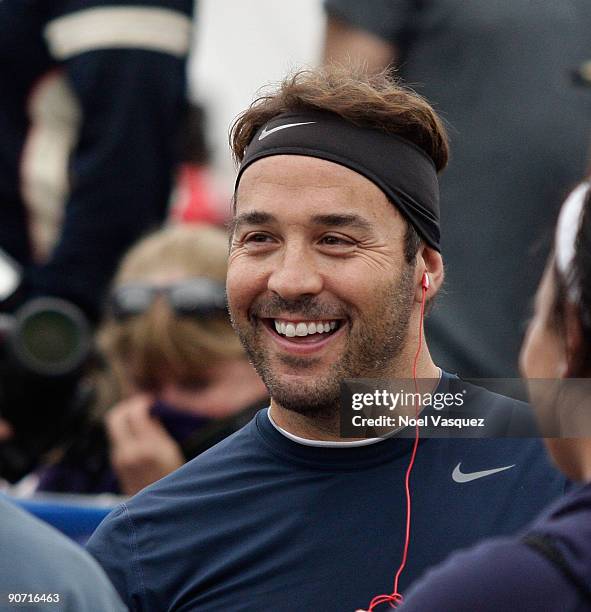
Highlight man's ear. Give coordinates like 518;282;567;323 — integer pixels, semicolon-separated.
563;302;585;376
415;246;444;303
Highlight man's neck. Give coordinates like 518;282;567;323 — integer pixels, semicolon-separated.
270;353;441;441
269;403;342;441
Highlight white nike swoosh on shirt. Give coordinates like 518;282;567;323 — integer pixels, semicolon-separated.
258;121;316;140
452;462;515;483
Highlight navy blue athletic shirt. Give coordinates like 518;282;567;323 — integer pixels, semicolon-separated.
88;372;566;611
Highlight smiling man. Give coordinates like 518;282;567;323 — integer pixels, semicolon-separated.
227;155;438;434
88;67;565;611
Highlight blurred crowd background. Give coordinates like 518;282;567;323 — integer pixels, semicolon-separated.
0;0;590;510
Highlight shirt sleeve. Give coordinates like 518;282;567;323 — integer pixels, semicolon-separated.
60;547;129;612
398;538;580;611
30;0;194;320
323;0;412;47
86;503;145;611
0;498;128;612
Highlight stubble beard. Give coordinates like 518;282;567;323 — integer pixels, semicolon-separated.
230;264;416;420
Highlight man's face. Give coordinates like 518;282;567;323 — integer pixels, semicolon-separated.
227;155;418;417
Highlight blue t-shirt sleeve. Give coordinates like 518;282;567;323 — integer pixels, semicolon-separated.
398;538;580;611
87;503;145;610
323;0;412;46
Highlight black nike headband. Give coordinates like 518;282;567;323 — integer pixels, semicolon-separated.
234;111;441;251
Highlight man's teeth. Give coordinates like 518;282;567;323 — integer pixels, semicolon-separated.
273;320;338;337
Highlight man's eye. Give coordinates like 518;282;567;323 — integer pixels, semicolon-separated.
320;235;353;246
244;233;273;243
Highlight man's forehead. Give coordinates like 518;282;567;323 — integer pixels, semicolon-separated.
234;155;399;223
237;155;385;195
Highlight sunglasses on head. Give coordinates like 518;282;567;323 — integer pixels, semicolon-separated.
109;278;227;320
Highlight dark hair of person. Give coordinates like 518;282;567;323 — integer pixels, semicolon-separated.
403;223;422;264
552;185;591;372
176;101;210;165
230;65;447;265
230;64;449;172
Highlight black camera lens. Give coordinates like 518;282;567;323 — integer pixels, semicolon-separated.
11;298;91;377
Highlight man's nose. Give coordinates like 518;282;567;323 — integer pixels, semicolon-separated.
267;244;323;300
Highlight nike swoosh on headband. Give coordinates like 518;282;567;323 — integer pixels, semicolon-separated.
258;121;316;141
237;110;441;250
452;462;515;483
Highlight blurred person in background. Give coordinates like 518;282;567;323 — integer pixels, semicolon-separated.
34;224;267;496
324;0;591;378
0;0;193;321
383;181;591;611
169;101;230;227
0;0;195;481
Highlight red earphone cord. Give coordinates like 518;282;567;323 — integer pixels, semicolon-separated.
365;278;428;611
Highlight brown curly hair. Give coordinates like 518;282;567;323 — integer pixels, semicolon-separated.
230;64;449;172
